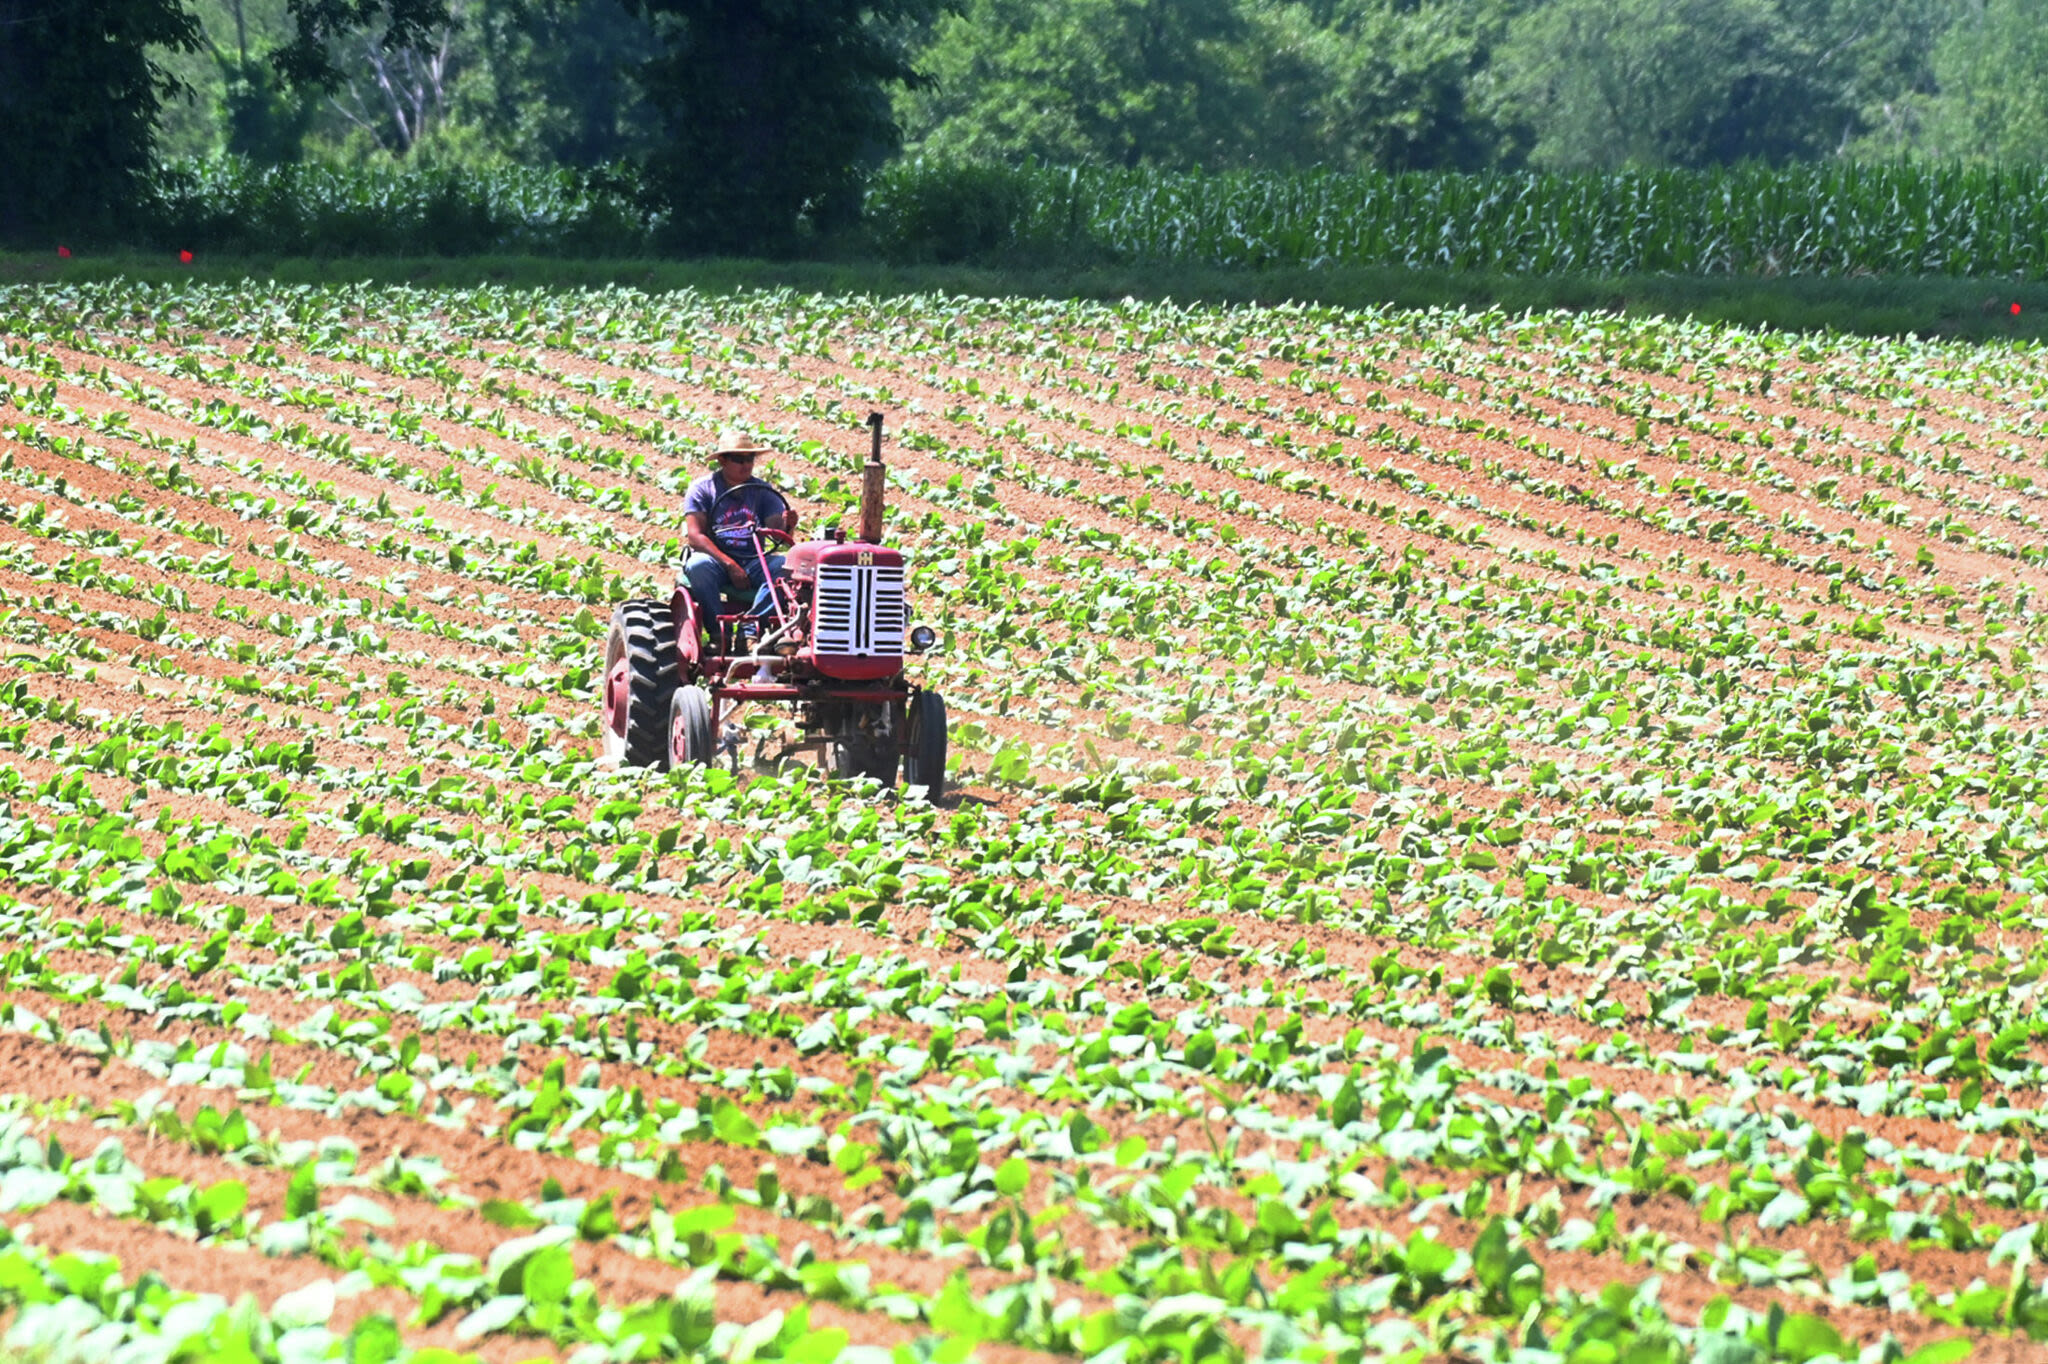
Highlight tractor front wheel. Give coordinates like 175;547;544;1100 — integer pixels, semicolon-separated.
903;690;948;801
668;686;714;768
601;600;677;769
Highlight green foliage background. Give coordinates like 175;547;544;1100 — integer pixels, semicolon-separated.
124;0;2048;181
11;0;2048;254
629;0;948;256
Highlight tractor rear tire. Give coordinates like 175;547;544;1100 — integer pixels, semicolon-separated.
669;686;714;768
830;702;900;785
601;600;677;769
903;690;948;801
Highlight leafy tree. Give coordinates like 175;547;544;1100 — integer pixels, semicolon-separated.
900;0;1252;169
1239;0;1522;171
166;0;655;169
1485;0;1843;169
1925;0;2048;161
900;0;1526;172
210;0;315;160
149;0;310;160
0;0;200;240
320;15;460;154
1781;0;1947;156
628;0;949;254
442;0;655;166
273;0;449;89
220;52;316;162
0;0;201;238
264;0;464;158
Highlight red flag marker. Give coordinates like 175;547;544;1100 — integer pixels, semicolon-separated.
56;246;70;259
179;249;193;264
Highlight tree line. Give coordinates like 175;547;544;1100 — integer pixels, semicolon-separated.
908;0;2041;172
5;0;2047;252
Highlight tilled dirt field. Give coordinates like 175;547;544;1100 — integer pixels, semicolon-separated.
0;278;2045;1361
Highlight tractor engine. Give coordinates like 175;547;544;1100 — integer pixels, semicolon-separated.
787;542;907;681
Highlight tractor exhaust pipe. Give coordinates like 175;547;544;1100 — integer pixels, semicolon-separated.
859;411;886;544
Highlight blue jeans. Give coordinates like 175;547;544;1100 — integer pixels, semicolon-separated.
683;551;784;641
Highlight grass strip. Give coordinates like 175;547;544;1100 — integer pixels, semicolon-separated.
3;251;2045;344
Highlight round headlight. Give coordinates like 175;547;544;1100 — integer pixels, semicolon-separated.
909;625;937;652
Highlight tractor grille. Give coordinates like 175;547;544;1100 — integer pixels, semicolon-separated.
814;562;906;658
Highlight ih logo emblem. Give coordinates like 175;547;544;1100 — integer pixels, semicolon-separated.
858;551;874;565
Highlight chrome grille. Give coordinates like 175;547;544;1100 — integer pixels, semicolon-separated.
813;562;906;657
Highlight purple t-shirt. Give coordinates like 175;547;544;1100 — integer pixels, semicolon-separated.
684;473;784;560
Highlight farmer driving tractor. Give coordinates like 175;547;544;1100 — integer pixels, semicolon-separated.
601;410;947;792
682;433;800;643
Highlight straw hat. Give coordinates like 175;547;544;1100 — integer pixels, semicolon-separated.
712;431;772;460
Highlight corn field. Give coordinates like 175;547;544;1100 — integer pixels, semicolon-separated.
142;157;653;258
864;160;2048;275
122;155;2048;277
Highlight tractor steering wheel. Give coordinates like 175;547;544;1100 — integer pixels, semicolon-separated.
708;480;794;553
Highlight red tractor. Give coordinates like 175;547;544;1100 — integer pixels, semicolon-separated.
599;414;948;797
